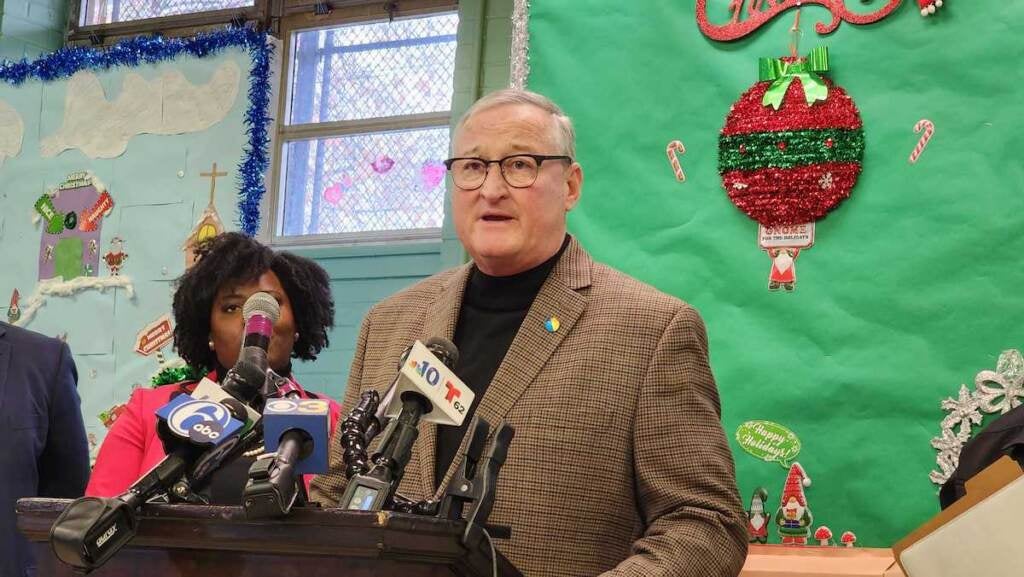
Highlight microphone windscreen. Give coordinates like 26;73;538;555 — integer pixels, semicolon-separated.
424;336;459;369
243;292;281;324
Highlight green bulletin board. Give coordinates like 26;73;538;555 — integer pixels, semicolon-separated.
527;1;1024;546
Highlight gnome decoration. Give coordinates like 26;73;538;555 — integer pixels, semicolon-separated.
747;487;771;543
919;0;943;17
767;247;799;291
775;462;813;545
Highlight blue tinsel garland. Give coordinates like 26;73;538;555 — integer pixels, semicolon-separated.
0;27;273;236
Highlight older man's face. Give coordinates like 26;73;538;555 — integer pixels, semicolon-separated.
452;103;581;276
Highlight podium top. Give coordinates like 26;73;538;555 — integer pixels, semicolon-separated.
18;498;520;577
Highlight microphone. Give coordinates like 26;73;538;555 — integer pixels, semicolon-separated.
242;398;330;517
50;313;288;575
340;338;462;480
219;292;281;407
50;395;248;571
174;294;288;497
240;291;279;370
191;376;261;426
340;339;473;511
378;337;468;427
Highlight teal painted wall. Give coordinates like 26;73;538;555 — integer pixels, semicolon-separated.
0;0;66;60
0;48;255;459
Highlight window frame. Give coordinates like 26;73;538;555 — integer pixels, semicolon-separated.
266;0;459;247
66;0;272;44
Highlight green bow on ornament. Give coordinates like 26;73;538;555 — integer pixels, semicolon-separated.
759;46;830;110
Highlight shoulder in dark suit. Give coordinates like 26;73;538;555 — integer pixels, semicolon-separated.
0;321;90;577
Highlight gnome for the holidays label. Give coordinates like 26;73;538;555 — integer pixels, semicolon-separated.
759;223;814;292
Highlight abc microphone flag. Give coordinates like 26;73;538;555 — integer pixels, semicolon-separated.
154;395;245;446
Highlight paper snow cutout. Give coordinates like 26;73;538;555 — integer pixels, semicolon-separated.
41;60;241;158
0;99;24;165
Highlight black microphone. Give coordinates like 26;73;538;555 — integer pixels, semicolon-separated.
50;294;285;573
220;292;281;407
374;337;459;426
339;338;459;481
340;338;470;511
243;398;331;518
50;397;249;571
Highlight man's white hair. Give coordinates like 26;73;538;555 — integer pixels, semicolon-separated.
454;88;576;159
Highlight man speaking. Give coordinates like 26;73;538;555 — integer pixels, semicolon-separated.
312;89;747;576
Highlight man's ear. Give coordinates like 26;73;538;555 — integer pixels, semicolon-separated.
564;162;583;211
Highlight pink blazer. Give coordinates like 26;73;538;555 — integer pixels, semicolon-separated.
86;375;342;499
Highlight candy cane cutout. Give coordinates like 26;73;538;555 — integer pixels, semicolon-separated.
909;119;935;164
666;140;686;182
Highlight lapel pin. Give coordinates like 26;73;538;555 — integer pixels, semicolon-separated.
544;317;560;333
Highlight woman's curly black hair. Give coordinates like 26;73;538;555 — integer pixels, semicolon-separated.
172;232;335;370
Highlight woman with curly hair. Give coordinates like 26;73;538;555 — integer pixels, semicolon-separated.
86;233;342;503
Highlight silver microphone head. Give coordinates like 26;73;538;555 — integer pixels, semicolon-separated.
242;292;281;324
424;336;459;369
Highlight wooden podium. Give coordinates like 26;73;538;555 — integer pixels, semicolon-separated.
17;498;522;577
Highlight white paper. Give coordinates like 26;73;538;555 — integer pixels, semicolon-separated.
41;60;241;159
901;473;1024;577
0;99;24;165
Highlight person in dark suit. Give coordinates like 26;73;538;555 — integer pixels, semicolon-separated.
0;321;90;577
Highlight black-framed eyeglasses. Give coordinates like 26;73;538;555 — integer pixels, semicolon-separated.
443;154;573;190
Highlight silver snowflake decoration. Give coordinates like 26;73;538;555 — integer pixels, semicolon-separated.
929;428;962;485
975;349;1024;414
930;349;1024;486
818;172;834;190
941;384;983;441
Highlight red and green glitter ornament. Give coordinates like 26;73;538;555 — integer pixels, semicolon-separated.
718;47;864;227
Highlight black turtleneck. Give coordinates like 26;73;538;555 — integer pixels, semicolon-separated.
434;236;570;488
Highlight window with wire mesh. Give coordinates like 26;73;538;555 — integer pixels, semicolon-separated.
80;0;254;25
278;12;459;240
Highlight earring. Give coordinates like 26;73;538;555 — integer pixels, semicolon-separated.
208;339;215;350
294;332;300;340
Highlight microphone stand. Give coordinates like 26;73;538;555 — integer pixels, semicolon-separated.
339;393;429;511
340;390;381;479
242;428;312;518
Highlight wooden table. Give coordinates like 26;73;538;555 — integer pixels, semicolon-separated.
741;544;907;577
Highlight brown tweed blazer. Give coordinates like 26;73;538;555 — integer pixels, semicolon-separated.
311;237;748;576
